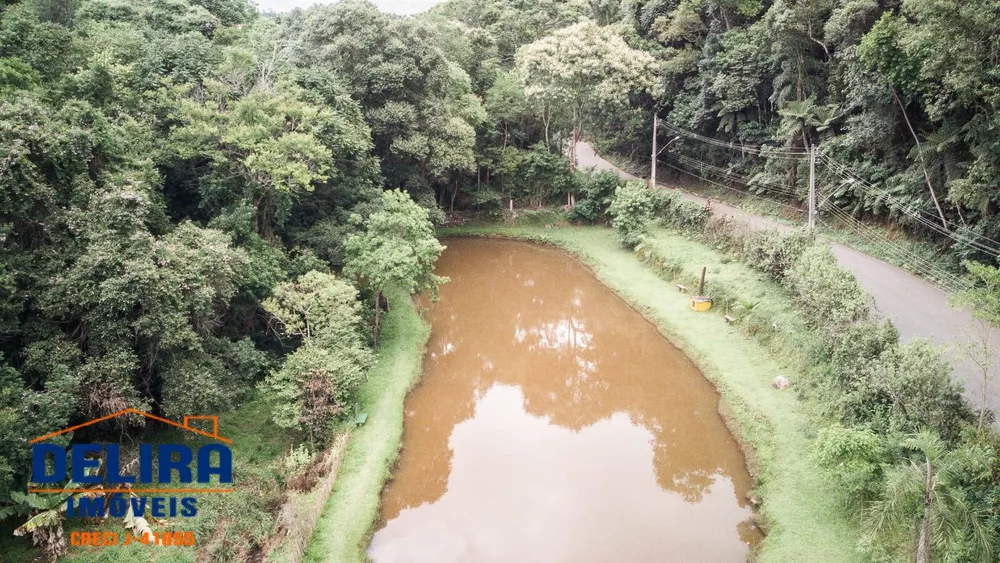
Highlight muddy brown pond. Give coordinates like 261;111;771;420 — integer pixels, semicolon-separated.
369;238;761;562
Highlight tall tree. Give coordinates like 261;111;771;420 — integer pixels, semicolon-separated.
516;20;659;186
343;189;447;344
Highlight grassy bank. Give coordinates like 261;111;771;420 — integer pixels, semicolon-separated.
303;286;430;563
440;224;858;562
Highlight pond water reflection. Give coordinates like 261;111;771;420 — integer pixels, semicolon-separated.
369;238;761;562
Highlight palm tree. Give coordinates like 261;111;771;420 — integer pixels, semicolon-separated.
776;96;836;189
777;96;836;152
865;431;995;562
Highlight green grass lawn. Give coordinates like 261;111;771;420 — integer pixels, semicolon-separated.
302;286;430;563
439;224;859;562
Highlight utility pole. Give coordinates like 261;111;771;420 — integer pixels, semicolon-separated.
650;113;658;188
808;145;817;229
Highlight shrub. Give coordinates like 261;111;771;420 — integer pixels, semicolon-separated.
957;260;1000;324
740;229;814;279
570;170;623;223
656;189;710;232
785;245;870;329
281;443;314;481
500;143;573;206
701;217;814;279
815;424;901;505
609;181;659;248
841;340;973;441
472;186;503;214
828;319;899;385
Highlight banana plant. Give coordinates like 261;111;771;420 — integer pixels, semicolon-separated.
9;461;102;561
10;486;79;561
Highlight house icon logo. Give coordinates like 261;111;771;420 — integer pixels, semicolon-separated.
30;408;232;446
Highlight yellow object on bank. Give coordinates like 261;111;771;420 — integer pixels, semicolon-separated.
690;296;713;312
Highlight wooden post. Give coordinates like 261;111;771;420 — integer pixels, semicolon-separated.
698;266;706;296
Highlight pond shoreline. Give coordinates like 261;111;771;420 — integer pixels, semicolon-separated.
372;237;760;561
303;286;431;563
436;225;859;562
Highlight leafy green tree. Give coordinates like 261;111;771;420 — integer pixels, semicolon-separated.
288;1;484;200
516;20;659;180
815;423;900;505
958;262;1000;326
0;57;40;93
570;170;625;223
955;261;1000;433
609;180;661;248
840;340;971;441
777;96;835;152
260;271;373;443
484;69;527;153
344;190;447;344
166;81;333;239
785;245;870;329
433;0;589;62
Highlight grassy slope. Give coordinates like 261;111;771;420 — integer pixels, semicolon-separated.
303;286;429;563
441;225;858;562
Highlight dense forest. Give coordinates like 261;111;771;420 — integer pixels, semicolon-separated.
1;0;999;559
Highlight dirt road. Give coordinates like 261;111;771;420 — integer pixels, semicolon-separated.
577;142;1000;426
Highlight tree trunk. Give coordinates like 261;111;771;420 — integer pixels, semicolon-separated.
372;291;382;347
568;121;578;208
569;106;579;175
796;54;805;102
915;457;933;563
891;88;949;230
450;180;458;212
543;106;551;147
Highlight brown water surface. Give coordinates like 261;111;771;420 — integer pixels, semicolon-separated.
369;238;761;562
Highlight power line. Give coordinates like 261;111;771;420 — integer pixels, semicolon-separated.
658;123;1000;258
819;153;954;232
663;154;804;203
659;121;809;160
669;153;804;199
657;158;806;215
819;153;1000;258
821;205;968;292
819;153;1000;256
661;151;969;290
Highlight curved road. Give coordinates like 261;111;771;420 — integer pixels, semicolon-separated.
577;142;1000;426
